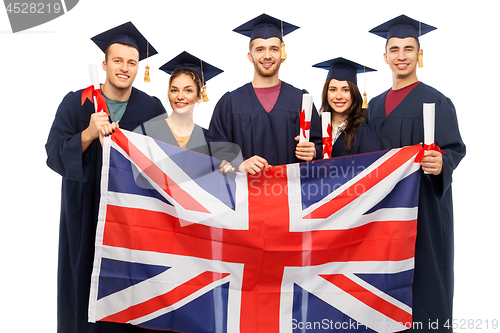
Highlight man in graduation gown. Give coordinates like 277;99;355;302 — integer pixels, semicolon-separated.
207;14;322;174
367;15;466;331
45;22;166;333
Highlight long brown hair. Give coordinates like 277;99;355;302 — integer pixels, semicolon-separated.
320;79;367;153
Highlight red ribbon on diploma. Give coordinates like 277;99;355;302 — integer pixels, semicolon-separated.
322;123;332;158
414;143;447;163
299;109;311;138
81;85;109;115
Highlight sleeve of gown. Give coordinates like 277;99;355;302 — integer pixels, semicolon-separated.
358;124;383;154
45;91;93;183
206;92;242;164
432;96;466;197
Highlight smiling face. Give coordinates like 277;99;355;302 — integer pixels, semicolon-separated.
102;43;139;96
327;79;352;115
168;73;202;116
384;37;419;84
247;37;283;79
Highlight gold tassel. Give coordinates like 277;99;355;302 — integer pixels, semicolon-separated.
200;59;209;102
362;92;368;109
144;41;150;82
280;21;287;60
362;66;368;109
202;84;209;102
281;42;287;60
417;22;423;68
144;65;150;82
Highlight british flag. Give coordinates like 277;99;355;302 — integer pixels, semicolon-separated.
89;129;422;333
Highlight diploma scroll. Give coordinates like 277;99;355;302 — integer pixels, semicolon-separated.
89;64;100;113
299;94;313;143
322;112;332;159
423;103;435;174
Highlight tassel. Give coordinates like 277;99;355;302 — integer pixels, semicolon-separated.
362;92;368;109
418;49;423;68
281;42;287;60
144;41;150;82
202;84;209;102
280;20;287;60
417;22;423;68
144;65;150;82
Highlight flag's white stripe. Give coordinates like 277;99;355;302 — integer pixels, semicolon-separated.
291;207;418;232
107;191;250;230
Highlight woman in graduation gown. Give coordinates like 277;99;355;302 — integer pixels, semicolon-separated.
135;51;222;156
313;57;381;157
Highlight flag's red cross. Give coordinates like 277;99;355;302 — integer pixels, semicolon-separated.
102;129;418;332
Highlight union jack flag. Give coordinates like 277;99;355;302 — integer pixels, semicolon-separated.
89;129;422;333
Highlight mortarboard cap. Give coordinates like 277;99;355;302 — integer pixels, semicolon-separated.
312;57;376;85
159;51;223;83
369;14;436;40
233;13;299;41
91;21;157;62
159;51;223;102
233;13;298;60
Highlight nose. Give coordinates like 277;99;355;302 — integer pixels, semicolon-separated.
397;49;406;60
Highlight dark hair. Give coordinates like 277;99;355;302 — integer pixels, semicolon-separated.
104;43;139;62
168;68;203;95
384;37;420;52
320;79;367;153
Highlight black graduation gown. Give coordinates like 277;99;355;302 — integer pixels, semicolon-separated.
134;113;210;155
206;81;323;166
45;87;166;333
331;123;382;157
368;82;466;331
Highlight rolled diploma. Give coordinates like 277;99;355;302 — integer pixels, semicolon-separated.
322;112;331;158
299;94;313;143
423;103;435;174
89;64;100;112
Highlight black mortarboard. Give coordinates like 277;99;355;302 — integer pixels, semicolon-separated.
233;13;299;41
159;51;223;83
369;14;436;40
91;21;157;62
312;57;376;85
159;51;223;102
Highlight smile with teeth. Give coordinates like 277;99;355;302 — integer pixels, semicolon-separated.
117;74;129;79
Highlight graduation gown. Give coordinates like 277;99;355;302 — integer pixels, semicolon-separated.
207;81;323;166
331;123;382;157
134;113;210;155
45;87;166;333
368;82;466;331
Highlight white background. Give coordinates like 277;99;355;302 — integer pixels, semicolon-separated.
0;0;497;331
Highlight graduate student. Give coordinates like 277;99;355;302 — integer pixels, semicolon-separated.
45;22;167;333
313;57;381;157
367;15;466;331
206;13;323;174
135;51;222;155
